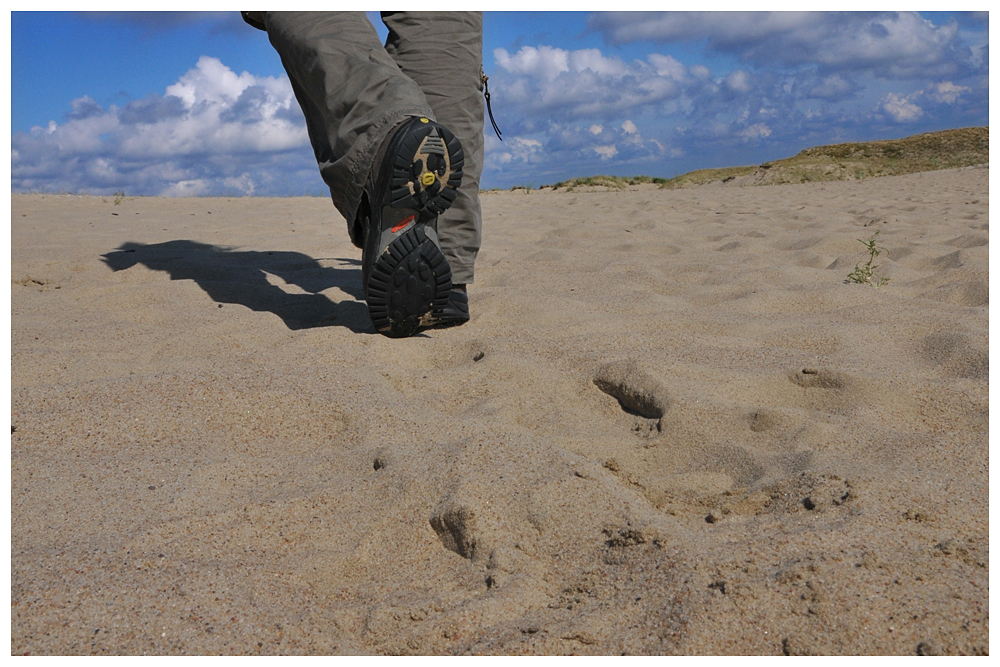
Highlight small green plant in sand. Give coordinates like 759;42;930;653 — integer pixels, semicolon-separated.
847;231;890;289
113;190;125;206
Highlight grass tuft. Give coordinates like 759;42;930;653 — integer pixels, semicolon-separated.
847;231;890;289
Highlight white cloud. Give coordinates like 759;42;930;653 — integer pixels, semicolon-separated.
159;179;210;197
569;48;629;77
11;57;313;196
493;45;686;119
737;123;772;139
875;80;967;125
690;65;712;79
493;45;569;81
222;173;256;197
647;53;686;80
724;70;752;93
589;12;972;79
879;92;923;122
488;136;543;165
809;74;854;100
928;81;969;104
68;95;105;120
593;144;618;159
493;46;630;80
484;117;672;186
166;55;257;107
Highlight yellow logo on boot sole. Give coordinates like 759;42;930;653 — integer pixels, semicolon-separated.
421;172;436;186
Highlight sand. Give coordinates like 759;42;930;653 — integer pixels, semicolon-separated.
10;166;988;655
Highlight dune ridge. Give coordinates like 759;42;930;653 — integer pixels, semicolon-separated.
543;126;988;191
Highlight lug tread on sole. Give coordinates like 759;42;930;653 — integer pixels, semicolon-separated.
386;120;465;218
367;225;452;337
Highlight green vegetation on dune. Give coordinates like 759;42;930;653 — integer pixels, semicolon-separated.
541;127;988;192
747;126;989;186
657;165;757;189
545;175;669;191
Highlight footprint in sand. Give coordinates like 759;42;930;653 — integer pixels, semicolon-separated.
593;360;669;435
429;493;536;588
430;498;482;561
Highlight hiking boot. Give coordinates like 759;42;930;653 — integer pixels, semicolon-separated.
358;116;464;337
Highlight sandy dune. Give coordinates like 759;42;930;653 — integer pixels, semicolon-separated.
10;166;988;655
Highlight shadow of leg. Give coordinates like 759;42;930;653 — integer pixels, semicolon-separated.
101;240;372;333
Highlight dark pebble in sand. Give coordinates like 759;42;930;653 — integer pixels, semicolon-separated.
917;641;941;656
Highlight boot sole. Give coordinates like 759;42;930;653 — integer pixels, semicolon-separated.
366;225;452;338
390;119;464;216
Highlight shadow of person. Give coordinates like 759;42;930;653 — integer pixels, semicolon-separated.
101;240;372;332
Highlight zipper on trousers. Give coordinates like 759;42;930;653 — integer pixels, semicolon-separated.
481;69;502;141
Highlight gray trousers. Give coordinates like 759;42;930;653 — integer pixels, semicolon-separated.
261;11;484;284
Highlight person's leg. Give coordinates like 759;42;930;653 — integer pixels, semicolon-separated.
263;11;436;242
381;11;484;286
264;11;466;337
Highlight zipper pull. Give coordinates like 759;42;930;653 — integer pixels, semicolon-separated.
482;71;502;142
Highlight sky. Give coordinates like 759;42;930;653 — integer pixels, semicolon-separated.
9;10;991;196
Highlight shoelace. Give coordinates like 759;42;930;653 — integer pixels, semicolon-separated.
482;72;502;141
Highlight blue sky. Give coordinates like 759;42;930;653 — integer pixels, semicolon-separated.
11;11;990;196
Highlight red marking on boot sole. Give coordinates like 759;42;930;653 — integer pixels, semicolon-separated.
391;215;415;233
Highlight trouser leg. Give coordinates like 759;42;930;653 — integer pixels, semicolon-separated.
263;11;435;236
381;11;484;284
